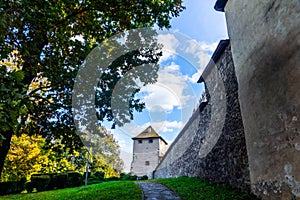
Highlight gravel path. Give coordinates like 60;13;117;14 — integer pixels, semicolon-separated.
136;182;181;200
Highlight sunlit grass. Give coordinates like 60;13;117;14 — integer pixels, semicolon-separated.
0;181;141;200
0;177;261;200
153;176;260;200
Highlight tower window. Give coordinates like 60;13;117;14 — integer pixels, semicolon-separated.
145;161;150;166
138;140;142;144
149;139;153;143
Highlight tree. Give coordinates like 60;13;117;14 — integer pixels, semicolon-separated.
1;134;79;181
1;134;47;181
83;127;124;177
0;0;184;178
1;129;123;181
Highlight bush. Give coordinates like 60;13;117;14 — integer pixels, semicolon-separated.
67;172;82;187
46;173;57;190
106;176;120;181
120;173;130;180
24;181;34;193
29;172;83;191
0;180;25;195
29;173;58;191
140;175;148;180
53;173;68;189
120;173;137;181
93;171;105;181
31;175;51;192
83;171;106;185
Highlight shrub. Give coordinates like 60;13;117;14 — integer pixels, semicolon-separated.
120;173;128;180
0;180;25;195
120;173;137;181
86;174;104;185
29;172;83;191
105;176;120;181
93;171;105;181
67;172;82;187
46;173;57;190
31;175;51;192
53;173;68;189
24;181;34;193
129;175;137;180
140;175;148;180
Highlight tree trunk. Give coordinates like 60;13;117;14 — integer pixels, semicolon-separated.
0;130;12;180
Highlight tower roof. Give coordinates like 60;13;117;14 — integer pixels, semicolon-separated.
132;126;168;144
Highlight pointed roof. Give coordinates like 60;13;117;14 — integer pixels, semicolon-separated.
132;126;168;144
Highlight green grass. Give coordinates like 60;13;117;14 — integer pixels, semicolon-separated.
0;181;141;200
153;176;260;200
0;177;260;200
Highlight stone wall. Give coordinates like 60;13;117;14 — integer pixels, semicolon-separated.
154;41;251;192
224;0;300;199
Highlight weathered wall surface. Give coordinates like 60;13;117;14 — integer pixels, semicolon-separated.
225;0;300;199
131;138;161;178
154;41;251;192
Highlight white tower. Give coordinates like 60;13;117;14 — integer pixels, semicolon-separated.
130;126;168;178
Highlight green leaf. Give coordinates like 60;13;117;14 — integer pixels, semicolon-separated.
0;84;9;92
11;70;25;82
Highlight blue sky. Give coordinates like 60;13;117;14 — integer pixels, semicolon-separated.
112;0;228;172
171;0;228;42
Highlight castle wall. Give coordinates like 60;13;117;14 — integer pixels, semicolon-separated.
154;41;251;192
224;0;300;198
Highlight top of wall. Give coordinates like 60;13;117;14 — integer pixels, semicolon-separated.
214;0;228;12
198;39;230;83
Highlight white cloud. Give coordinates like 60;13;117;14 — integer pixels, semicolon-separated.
157;32;218;84
115;136;127;149
141;62;192;112
183;41;219;83
151;120;184;133
120;150;132;172
157;33;179;63
186;71;202;83
199;41;219;53
142;85;180;111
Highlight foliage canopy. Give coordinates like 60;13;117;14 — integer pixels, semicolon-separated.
0;0;184;177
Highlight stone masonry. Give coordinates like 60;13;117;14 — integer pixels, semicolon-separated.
154;41;251;193
150;1;300;199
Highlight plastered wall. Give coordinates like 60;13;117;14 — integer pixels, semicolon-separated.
225;0;300;198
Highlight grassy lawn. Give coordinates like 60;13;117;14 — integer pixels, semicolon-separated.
0;181;141;200
0;177;260;200
153;176;260;200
